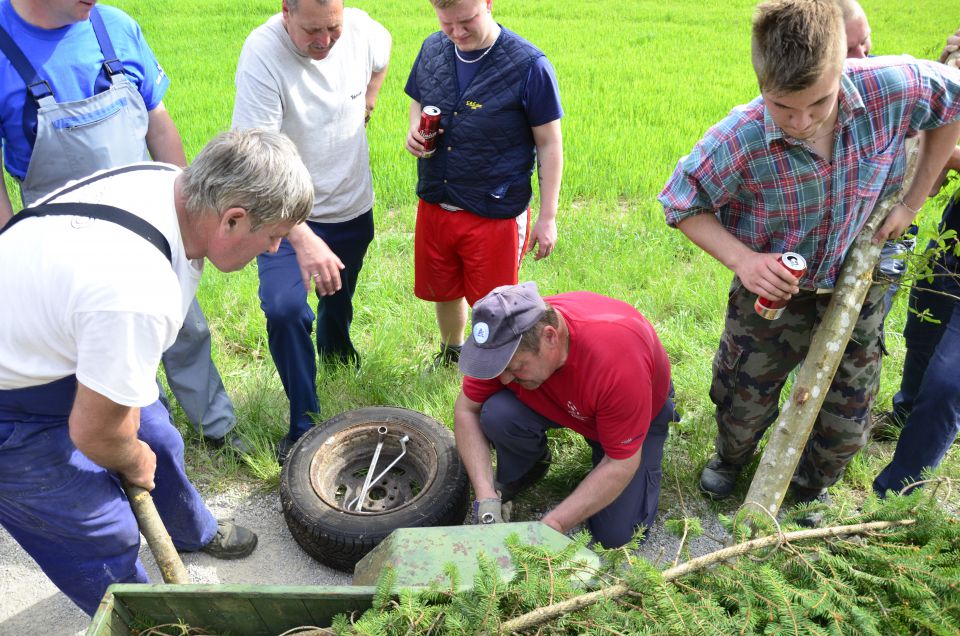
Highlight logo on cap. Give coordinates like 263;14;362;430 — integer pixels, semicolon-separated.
473;322;490;344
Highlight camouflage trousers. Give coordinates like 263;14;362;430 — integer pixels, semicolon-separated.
709;280;887;490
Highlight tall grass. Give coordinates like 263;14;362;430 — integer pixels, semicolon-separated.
19;1;960;499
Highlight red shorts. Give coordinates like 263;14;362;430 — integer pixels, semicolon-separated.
414;199;530;306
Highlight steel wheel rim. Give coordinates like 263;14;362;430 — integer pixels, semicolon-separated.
309;421;440;515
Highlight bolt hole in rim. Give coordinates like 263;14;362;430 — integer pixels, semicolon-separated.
312;421;438;515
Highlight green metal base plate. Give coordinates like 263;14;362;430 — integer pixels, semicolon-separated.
352;521;599;589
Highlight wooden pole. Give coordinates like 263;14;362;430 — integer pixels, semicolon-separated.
123;482;190;584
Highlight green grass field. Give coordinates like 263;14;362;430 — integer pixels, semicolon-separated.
54;1;960;505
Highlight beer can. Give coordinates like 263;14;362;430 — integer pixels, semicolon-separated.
418;105;441;158
754;252;808;320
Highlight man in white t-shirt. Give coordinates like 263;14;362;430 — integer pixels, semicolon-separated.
0;129;313;615
232;0;391;464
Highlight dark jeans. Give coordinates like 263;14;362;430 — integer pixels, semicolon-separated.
478;388;676;549
257;211;374;440
875;216;960;495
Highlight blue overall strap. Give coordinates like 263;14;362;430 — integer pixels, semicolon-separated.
0;202;172;263
89;7;124;80
0;24;52;148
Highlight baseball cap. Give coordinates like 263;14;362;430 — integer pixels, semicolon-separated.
459;281;546;379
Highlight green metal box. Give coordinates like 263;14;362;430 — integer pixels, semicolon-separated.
86;584;376;635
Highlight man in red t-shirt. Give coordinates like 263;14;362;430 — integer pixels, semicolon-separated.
454;282;676;548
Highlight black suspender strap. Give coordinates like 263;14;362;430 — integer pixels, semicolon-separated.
0;202;172;263
0;25;52;99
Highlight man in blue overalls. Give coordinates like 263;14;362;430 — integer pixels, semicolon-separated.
0;128;313;615
0;0;243;450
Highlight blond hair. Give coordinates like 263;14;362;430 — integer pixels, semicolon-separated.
751;0;845;93
430;0;482;9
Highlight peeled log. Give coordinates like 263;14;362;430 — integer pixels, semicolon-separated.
741;136;921;519
124;482;190;584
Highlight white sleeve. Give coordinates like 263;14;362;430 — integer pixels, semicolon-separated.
368;17;391;73
232;36;284;131
73;311;180;407
350;9;390;73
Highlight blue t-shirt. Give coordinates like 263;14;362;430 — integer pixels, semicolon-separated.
0;1;169;179
404;48;563;128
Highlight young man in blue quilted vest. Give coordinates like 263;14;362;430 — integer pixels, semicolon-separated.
404;0;564;369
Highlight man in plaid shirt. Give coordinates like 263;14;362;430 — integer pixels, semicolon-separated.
659;0;960;524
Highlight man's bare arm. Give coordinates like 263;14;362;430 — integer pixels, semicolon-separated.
145;102;187;168
68;383;156;490
541;449;641;534
0;174;14;228
677;212;800;300
528;120;563;260
453;391;499;501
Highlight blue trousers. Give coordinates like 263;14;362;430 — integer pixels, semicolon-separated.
257;212;374;440
479;388;675;549
160;297;235;439
875;231;960;495
0;376;217;615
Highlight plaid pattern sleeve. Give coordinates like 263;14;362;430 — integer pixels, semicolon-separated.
659;56;960;289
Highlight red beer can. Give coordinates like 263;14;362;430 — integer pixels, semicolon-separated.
754;251;807;320
418;105;442;158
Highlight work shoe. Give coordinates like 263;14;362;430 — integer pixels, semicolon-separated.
790;487;830;528
276;435;296;466
201;521;258;559
431;344;462;370
871;411;905;442
699;455;742;500
496;447;552;502
203;432;254;455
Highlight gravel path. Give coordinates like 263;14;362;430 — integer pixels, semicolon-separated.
0;483;730;635
0;485;350;635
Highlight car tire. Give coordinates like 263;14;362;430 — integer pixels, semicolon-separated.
279;406;469;571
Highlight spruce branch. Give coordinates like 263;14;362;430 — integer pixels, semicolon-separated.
672;518;690;567
498;519;916;634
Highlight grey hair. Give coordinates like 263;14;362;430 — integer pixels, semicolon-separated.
833;0;863;21
181;129;313;230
